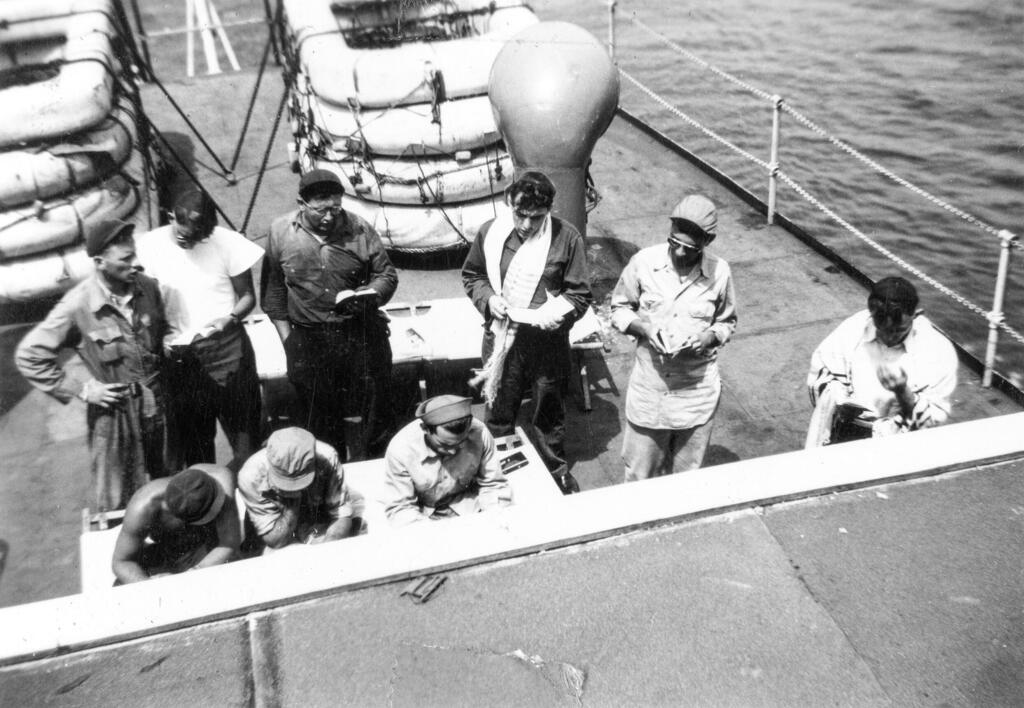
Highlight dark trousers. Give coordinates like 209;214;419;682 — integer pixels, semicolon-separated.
285;317;395;460
482;325;570;473
164;337;262;472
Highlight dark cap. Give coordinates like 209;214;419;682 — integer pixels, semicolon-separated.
265;427;318;492
164;467;225;526
298;169;344;200
85;219;135;257
415;394;473;426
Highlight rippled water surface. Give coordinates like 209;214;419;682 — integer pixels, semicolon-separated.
546;0;1023;383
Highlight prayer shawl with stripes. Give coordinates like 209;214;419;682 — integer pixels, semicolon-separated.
471;208;552;405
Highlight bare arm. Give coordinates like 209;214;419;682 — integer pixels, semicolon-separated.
111;497;156;584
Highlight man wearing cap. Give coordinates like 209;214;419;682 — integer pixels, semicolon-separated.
17;219;167;511
237;426;360;551
806;276;957;445
137;190;264;472
462;171;592;494
383;394;512;526
112;464;239;583
261;169;398;460
610;194;738;479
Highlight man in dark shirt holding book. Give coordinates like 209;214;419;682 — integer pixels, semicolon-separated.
261;170;398;459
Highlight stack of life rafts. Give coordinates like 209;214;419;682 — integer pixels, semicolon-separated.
0;0;156;304
279;0;539;252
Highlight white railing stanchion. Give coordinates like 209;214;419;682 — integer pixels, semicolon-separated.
607;0;617;59
767;95;782;225
983;229;1018;387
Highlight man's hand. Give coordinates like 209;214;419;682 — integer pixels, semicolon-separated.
80;379;129;408
488;295;510;320
535;311;565;331
680;329;718;356
877;362;918;417
641;323;672;355
876;362;909;392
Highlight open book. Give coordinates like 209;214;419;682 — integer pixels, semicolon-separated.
507;293;575;326
334;289;378;311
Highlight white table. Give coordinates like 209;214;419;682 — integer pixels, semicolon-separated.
244;298;606;406
344;427;562;534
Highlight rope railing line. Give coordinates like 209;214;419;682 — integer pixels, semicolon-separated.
778;104;1006;240
625;16;774;103
774;168;1024;346
619;69;770;171
618;62;1024;347
623;13;1013;245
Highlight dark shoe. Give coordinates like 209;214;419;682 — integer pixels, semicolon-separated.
553;471;580;495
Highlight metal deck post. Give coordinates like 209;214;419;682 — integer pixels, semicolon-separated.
983;229;1018;387
607;0;617;59
767;94;782;225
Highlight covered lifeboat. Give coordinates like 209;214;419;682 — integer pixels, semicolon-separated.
279;0;538;252
0;0;158;305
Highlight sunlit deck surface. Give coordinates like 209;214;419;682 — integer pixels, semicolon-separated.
1;36;1023;706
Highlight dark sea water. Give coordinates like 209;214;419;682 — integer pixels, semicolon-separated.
542;0;1024;385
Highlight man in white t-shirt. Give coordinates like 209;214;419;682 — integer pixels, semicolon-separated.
137;191;264;471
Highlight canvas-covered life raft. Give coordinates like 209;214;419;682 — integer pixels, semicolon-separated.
0;0;157;305
279;0;538;252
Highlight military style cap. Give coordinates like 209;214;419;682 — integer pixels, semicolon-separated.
415;395;473;426
670;195;717;237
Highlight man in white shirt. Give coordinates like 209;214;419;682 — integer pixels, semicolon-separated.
137;191;264;471
806;276;958;445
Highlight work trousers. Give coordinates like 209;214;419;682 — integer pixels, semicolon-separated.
164;333;262;471
285;317;395;460
622;415;715;482
87;383;165;512
482;324;570;473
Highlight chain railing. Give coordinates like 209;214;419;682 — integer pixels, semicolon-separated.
607;9;1020;387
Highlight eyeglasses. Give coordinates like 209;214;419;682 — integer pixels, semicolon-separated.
667;237;703;254
300;199;342;217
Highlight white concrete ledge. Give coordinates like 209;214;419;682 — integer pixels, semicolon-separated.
2;412;1023;667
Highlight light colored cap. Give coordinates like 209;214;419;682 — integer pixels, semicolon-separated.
670;195;717;236
415;395;473;426
265;427;318;492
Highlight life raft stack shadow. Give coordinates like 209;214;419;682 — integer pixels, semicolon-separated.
0;0;160;306
278;0;541;254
